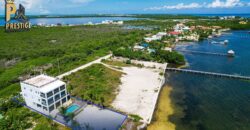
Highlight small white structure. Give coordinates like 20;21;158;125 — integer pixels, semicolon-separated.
156;32;167;37
164;47;172;52
134;45;145;51
20;74;70;115
144;35;162;42
101;20;123;25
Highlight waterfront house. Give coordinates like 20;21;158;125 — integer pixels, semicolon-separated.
144;35;162;42
20;74;70;115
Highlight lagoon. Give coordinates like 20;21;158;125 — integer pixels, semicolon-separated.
164;30;250;130
0;17;137;26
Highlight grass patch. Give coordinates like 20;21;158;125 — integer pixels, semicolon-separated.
63;64;123;106
129;114;143;122
101;59;132;67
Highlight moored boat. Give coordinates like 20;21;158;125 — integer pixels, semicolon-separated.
227;50;235;57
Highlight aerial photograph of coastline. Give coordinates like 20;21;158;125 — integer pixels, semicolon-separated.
0;0;250;130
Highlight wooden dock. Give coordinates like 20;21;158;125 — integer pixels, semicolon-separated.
166;68;250;80
174;49;229;57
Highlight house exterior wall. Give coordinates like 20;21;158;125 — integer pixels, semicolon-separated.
20;82;70;115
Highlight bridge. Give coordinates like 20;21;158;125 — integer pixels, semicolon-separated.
166;68;250;80
174;49;231;57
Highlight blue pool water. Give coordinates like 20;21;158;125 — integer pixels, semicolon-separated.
66;104;79;114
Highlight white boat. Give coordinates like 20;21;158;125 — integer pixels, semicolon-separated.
227;50;235;57
224;40;229;44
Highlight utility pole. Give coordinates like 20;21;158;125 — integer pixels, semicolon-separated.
57;58;61;74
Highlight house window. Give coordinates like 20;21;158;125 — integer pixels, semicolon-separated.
61;91;66;97
37;104;42;108
48;97;54;105
43;106;48;111
49;105;54;112
60;85;65;91
40;93;46;98
55;101;61;108
62;97;67;104
55;94;60;101
47;91;53;98
42;99;47;106
54;88;59;94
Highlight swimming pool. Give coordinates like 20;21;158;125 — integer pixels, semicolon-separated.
66;104;79;114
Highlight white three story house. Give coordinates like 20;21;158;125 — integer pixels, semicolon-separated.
20;74;70;115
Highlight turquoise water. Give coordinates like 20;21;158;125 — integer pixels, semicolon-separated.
167;30;250;130
66;104;79;114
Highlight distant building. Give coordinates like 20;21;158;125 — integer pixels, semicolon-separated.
101;20;123;25
174;23;190;32
156;32;167;37
20;75;70;115
239;21;247;25
133;45;145;51
169;31;181;36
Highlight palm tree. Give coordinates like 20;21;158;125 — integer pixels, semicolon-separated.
59;106;67;116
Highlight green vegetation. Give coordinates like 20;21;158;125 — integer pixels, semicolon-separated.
63;64;123;107
113;48;185;65
0;97;69;130
101;59;131;67
0;25;144;130
186;19;250;30
129;114;143;122
0;25;145;98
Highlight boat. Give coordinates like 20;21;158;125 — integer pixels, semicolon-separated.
227;50;235;57
223;40;229;45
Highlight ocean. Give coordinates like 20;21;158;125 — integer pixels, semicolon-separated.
166;30;250;130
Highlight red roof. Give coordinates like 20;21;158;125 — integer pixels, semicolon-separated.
169;31;181;35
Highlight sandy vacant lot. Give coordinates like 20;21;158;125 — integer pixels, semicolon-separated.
112;62;166;123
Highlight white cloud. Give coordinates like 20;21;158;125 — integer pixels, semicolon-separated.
4;0;95;14
147;3;202;10
72;0;94;4
146;0;249;10
207;0;243;8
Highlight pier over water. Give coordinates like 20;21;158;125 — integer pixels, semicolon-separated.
166;68;250;80
174;49;230;57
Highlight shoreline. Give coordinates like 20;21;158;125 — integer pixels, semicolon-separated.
148;85;176;130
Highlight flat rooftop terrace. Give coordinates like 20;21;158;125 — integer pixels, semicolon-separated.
22;74;59;88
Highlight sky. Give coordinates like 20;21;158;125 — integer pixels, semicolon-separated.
0;0;250;15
